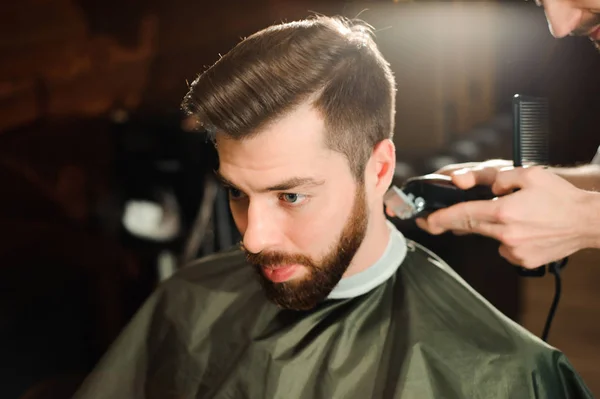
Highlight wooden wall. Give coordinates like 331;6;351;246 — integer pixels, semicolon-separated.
0;1;157;133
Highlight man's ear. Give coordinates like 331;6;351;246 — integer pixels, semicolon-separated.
370;139;396;196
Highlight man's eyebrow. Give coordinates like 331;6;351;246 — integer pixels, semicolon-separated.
264;177;325;192
214;170;239;189
214;171;325;192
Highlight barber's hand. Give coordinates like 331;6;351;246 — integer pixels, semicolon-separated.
416;165;592;269
434;159;514;180
384;159;513;218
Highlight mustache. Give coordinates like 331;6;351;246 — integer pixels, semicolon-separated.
241;243;315;268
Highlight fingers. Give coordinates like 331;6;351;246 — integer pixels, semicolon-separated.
435;159;511;176
415;217;428;231
417;200;505;239
452;229;470;236
449;169;478;189
435;162;478;176
453;165;547;197
415;217;470;236
385;206;395;218
450;165;505;190
491;165;547;195
498;244;544;269
498;244;520;266
491;168;525;194
498;243;554;269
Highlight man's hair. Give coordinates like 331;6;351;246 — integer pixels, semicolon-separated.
181;15;396;180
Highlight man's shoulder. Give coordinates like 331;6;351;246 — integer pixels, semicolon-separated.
400;239;564;358
399;239;592;394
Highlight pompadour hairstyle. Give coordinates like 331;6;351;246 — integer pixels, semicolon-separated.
181;15;396;180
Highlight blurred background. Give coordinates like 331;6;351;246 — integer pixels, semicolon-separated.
1;0;599;398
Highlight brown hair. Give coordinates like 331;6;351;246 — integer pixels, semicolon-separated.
181;15;396;180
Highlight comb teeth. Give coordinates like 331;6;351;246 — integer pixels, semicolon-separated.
512;94;549;167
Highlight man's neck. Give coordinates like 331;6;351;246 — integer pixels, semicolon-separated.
342;210;391;278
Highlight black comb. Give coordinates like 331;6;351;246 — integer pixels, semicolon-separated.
512;94;550;277
513;94;550;167
513;95;569;342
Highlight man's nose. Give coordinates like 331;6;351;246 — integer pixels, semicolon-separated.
543;0;582;38
242;202;280;254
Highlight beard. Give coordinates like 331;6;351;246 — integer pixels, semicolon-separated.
243;184;369;311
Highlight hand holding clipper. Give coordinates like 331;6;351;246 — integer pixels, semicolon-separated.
386;95;552;277
384;174;497;221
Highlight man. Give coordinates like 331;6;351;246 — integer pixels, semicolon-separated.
72;16;592;398
411;0;600;269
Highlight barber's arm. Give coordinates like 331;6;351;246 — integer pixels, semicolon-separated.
432;157;600;193
549;162;600;192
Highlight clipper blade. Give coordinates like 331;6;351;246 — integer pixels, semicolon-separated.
384;186;417;220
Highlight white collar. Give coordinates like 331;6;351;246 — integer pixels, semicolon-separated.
327;221;407;300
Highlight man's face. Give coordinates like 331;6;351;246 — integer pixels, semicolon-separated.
538;0;600;49
216;102;370;311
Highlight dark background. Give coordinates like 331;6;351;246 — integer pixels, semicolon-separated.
1;1;599;398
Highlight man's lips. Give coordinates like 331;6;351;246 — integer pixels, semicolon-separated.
261;264;300;283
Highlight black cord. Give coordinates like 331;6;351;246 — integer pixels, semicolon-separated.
541;257;568;342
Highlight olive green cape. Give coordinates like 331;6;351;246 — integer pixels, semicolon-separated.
73;240;592;399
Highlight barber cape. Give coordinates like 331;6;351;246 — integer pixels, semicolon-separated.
73;223;592;399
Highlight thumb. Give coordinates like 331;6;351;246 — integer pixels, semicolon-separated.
491;167;529;195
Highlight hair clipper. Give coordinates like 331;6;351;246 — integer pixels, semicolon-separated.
384;174;496;220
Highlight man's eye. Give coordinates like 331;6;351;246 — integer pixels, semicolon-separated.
279;193;306;205
227;187;245;200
